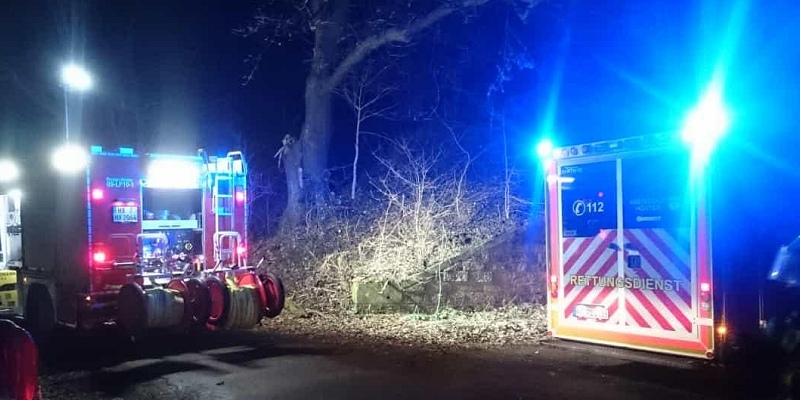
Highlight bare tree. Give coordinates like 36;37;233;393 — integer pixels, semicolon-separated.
486;13;536;220
336;63;397;200
436;112;476;220
235;0;534;228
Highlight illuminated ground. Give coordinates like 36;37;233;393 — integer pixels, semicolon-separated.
33;326;764;400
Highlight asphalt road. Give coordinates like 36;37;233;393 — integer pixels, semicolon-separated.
34;328;779;400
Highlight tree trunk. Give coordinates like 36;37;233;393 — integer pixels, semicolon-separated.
279;135;303;231
281;76;333;228
299;76;333;205
277;0;492;228
300;76;331;204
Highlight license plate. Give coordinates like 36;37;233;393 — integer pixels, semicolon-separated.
573;304;609;321
113;206;138;223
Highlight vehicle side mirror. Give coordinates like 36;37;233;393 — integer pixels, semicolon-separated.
769;245;800;288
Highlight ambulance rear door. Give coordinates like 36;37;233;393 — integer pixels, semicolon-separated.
548;144;713;358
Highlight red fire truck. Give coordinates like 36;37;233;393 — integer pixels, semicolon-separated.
0;143;284;338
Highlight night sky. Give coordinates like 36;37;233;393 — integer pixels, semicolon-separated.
3;1;798;149
0;0;308;155
2;0;800;229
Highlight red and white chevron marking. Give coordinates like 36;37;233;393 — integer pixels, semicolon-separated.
622;228;693;333
561;229;620;324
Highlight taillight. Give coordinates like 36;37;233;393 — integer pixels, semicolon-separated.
550;274;559;298
92;188;104;200
93;251;107;263
699;282;711;311
237;245;246;256
235;191;245;202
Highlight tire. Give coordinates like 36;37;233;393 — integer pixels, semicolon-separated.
259;273;285;318
24;286;55;344
117;283;147;336
185;278;211;328
205;275;230;328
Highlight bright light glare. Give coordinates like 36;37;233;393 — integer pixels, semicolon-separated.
61;64;93;91
536;139;554;159
147;159;201;188
8;189;21;201
546;175;574;184
52;143;89;173
0;159;19;182
93;251;107;263
681;81;729;159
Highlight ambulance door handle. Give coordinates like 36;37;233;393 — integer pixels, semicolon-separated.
608;243;621;251
624;243;642;269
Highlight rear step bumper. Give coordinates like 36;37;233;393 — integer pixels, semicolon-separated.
540;338;718;370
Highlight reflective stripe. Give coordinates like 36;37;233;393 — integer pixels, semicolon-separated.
696;318;714;327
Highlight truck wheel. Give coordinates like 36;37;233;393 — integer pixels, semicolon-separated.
24;286;55;344
117;283;147;337
259;273;285;319
184;278;211;328
205;276;230;328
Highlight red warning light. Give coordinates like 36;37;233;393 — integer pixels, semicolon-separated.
93;251;107;263
91;188;104;200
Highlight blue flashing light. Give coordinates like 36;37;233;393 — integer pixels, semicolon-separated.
536;139;554;159
90;145;103;154
149;153;203;162
119;147;134;156
681;80;730;162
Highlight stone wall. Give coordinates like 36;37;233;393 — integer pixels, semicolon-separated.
352;220;547;313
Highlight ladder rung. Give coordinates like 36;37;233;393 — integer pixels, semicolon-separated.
216;194;233;198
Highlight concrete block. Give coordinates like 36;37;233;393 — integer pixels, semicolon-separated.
352;280;420;314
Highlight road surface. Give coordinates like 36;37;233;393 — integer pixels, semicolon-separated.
36;329;775;400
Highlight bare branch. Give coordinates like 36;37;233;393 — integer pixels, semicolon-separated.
233;0;316;47
326;0;494;90
241;53;263;86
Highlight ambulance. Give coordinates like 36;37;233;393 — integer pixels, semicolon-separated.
540;83;734;359
540;131;725;359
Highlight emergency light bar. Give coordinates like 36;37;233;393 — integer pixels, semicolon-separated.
206;153;246;176
544;133;673;161
541;83;730;164
90;145;136;157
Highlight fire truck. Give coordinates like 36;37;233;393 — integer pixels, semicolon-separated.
0;143;284;338
540;131;727;360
